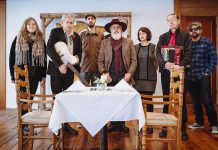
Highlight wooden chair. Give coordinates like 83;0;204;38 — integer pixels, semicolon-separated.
14;65;63;150
138;66;185;150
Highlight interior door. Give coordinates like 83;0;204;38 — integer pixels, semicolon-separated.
180;16;217;104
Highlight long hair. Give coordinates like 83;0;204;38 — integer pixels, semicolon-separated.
19;17;43;41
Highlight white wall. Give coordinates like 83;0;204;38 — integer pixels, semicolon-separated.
6;0;174;108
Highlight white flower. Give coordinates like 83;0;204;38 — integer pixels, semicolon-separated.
94;75;107;84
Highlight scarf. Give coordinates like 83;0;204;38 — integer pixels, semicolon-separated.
111;37;124;75
169;32;176;46
15;33;45;67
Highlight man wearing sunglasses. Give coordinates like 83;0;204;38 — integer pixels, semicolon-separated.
187;22;218;134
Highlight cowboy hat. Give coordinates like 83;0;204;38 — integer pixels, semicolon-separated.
104;18;127;33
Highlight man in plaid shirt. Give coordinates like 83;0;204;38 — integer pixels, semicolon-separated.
187;21;218;134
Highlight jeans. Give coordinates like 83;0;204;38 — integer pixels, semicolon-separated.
188;75;217;126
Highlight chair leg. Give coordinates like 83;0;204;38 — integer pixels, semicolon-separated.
18;126;23;150
167;127;173;150
51;133;56;150
141;125;147;150
27;125;34;150
136;121;139;149
176;127;181;150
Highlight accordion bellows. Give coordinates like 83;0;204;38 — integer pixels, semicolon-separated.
161;46;183;65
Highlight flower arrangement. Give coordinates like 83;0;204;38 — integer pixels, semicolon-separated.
94;75;107;84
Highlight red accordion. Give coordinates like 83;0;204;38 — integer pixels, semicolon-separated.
161;46;183;65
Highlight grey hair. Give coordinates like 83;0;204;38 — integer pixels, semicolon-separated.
61;13;76;23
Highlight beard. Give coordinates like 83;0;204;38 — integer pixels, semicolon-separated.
191;32;200;39
88;22;95;28
111;32;122;40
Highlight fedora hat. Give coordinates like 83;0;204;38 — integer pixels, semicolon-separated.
85;14;96;19
104;18;127;33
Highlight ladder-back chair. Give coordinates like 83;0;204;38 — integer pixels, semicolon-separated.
14;65;62;150
138;66;185;150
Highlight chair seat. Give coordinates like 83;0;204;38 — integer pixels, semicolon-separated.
22;110;51;124
146;112;177;125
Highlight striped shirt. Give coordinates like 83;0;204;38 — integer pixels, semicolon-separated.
188;36;217;81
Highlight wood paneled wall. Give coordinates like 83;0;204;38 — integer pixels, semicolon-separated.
175;0;218;16
0;0;6;110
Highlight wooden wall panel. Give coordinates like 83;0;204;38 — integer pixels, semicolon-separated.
0;0;6;110
178;0;218;16
181;0;218;8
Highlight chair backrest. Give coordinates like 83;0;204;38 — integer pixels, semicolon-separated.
168;66;185;117
14;65;32;115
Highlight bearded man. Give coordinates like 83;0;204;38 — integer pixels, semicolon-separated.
80;14;104;86
187;21;218;134
98;18;137;133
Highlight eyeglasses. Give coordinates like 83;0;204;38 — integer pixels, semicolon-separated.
190;27;200;32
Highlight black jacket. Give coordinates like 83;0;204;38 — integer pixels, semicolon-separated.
156;27;192;72
46;27;82;76
9;36;47;81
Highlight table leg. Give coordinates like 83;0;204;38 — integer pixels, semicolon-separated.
101;125;108;150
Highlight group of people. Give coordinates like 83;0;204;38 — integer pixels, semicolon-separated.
9;13;218;141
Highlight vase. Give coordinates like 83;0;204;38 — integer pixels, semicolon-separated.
97;83;106;90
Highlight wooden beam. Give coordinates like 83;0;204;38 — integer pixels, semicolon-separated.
40;12;132;19
181;8;218;16
0;0;6;110
45;18;54;28
174;0;181;16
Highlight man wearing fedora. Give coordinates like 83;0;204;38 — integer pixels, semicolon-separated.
80;14;104;86
98;18;137;133
47;13;82;135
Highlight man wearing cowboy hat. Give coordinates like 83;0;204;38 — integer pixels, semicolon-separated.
80;14;104;86
98;18;137;133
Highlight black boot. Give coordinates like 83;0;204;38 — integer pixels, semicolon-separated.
119;123;129;133
108;122;120;132
147;128;153;134
63;123;78;135
159;130;167;138
181;127;189;141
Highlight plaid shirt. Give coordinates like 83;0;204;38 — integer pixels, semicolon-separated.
188;36;217;81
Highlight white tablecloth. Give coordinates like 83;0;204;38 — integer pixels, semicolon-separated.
49;87;145;136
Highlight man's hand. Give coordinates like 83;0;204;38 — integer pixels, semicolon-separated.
104;72;112;83
73;55;79;65
124;73;131;82
59;64;67;74
165;62;174;70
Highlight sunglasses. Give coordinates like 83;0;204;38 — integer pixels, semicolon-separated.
190;27;200;32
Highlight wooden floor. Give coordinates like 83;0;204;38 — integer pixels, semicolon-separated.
0;105;218;150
